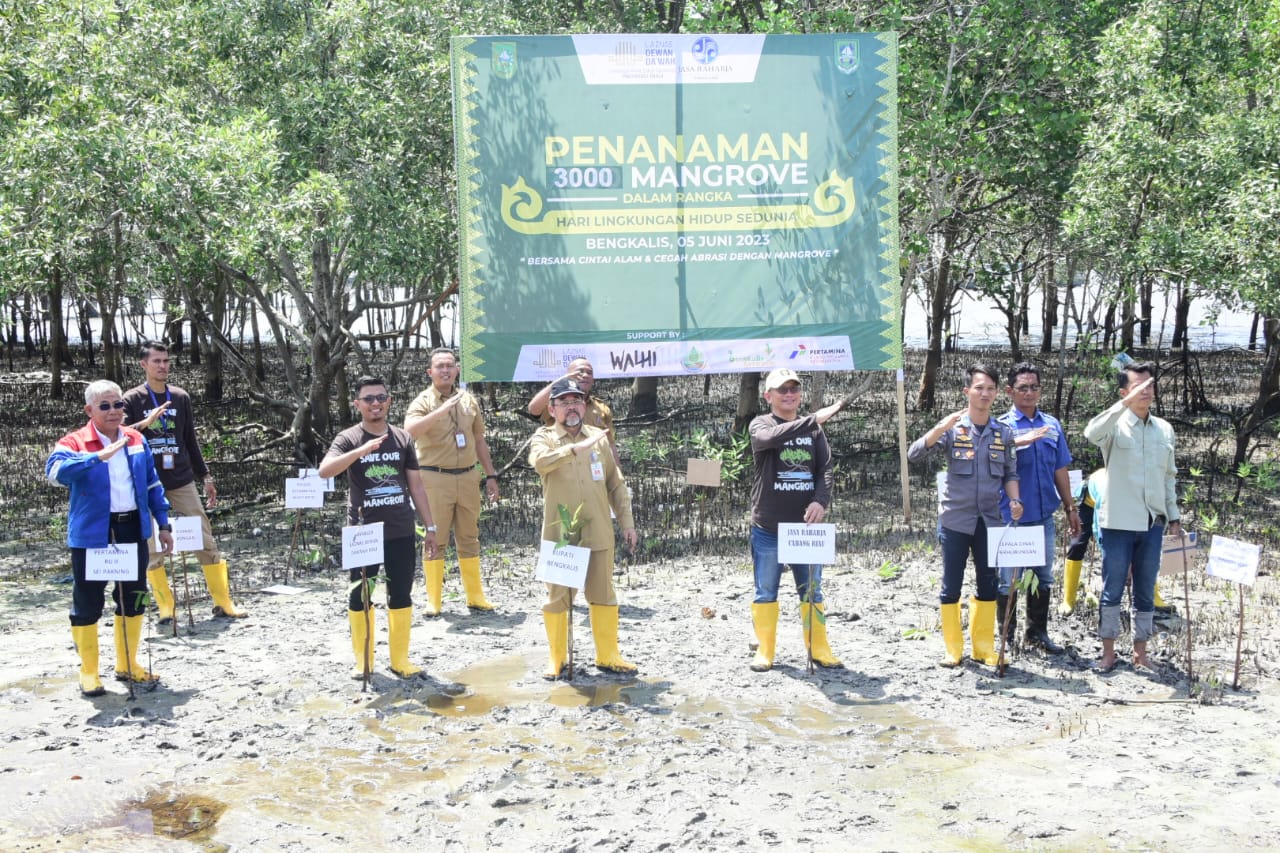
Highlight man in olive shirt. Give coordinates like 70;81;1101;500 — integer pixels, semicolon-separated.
529;378;638;679
122;341;247;623
403;348;501;615
1084;362;1180;673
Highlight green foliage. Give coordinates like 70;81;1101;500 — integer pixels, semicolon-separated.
622;432;668;466
877;561;904;581
552;502;585;548
689;428;751;484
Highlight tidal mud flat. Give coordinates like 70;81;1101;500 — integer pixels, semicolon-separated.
1;542;1277;852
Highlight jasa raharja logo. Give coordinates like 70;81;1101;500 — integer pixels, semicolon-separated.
691;37;719;64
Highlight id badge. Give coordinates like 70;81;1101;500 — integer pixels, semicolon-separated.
455;432;467;449
590;454;604;481
162;454;175;470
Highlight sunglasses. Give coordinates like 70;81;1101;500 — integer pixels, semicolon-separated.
357;393;390;404
96;400;127;411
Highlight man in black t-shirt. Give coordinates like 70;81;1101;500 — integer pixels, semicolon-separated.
123;341;247;622
319;376;440;679
747;368;847;673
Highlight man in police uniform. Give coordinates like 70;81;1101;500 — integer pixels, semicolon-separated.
123;341;247;623
404;348;501;615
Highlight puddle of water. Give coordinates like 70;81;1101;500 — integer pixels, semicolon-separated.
121;791;227;840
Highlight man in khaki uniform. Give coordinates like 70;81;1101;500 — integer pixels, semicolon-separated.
404;348;500;615
527;358;620;465
529;378;638;679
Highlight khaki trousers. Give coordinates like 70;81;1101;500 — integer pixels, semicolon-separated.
148;481;219;567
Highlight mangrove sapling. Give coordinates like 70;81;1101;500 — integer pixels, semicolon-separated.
551;503;585;682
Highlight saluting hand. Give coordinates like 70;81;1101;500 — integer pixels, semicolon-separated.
356;433;388;457
97;435;129;462
132;405;166;431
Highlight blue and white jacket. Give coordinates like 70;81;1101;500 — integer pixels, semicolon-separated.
46;422;170;548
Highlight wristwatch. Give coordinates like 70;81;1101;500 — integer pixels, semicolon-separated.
425;525;437;533
158;524;172;532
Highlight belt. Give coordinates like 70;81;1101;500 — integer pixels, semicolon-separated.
110;510;140;522
420;465;473;475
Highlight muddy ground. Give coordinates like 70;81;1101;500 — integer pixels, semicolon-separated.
3;348;1280;851
2;535;1277;852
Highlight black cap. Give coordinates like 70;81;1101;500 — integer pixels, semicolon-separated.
550;378;584;400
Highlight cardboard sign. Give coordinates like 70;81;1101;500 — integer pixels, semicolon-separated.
987;525;1046;568
686;458;723;487
169;516;203;553
777;523;836;565
86;543;139;581
535;540;591;589
1069;469;1083;495
342;522;385;569
285;476;325;509
1159;531;1199;576
1206;535;1260;586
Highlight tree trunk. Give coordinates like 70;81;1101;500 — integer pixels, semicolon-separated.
1172;285;1191;350
1139;277;1153;345
1233;318;1280;467
917;221;959;410
732;372;761;435
49;267;64;399
1120;291;1135;353
1040;231;1056;355
629;376;659;419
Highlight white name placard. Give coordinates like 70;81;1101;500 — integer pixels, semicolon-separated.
1069;469;1083;495
86;543;139;581
342;522;385;569
169;516;203;553
1206;535;1260;586
777;523;836;565
535;540;591;589
988;525;1047;568
285;476;325;509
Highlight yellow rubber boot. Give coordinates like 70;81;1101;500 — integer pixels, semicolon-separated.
349;609;375;679
800;602;843;668
387;607;424;678
589;604;637;674
202;561;247;618
939;602;964;666
750;602;779;672
113;615;158;683
422;559;445;616
1154;581;1170;610
147;567;176;624
71;625;105;696
1059;558;1083;615
459;556;494;611
969;597;1002;666
542;609;569;680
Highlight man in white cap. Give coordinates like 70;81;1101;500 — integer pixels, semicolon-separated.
747;368;847;672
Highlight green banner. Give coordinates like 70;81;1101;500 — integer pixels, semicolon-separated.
451;34;901;382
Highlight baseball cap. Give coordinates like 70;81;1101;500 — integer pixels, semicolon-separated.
764;368;802;391
550;378;585;399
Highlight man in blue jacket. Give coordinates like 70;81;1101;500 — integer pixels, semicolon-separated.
997;362;1080;653
47;380;173;696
